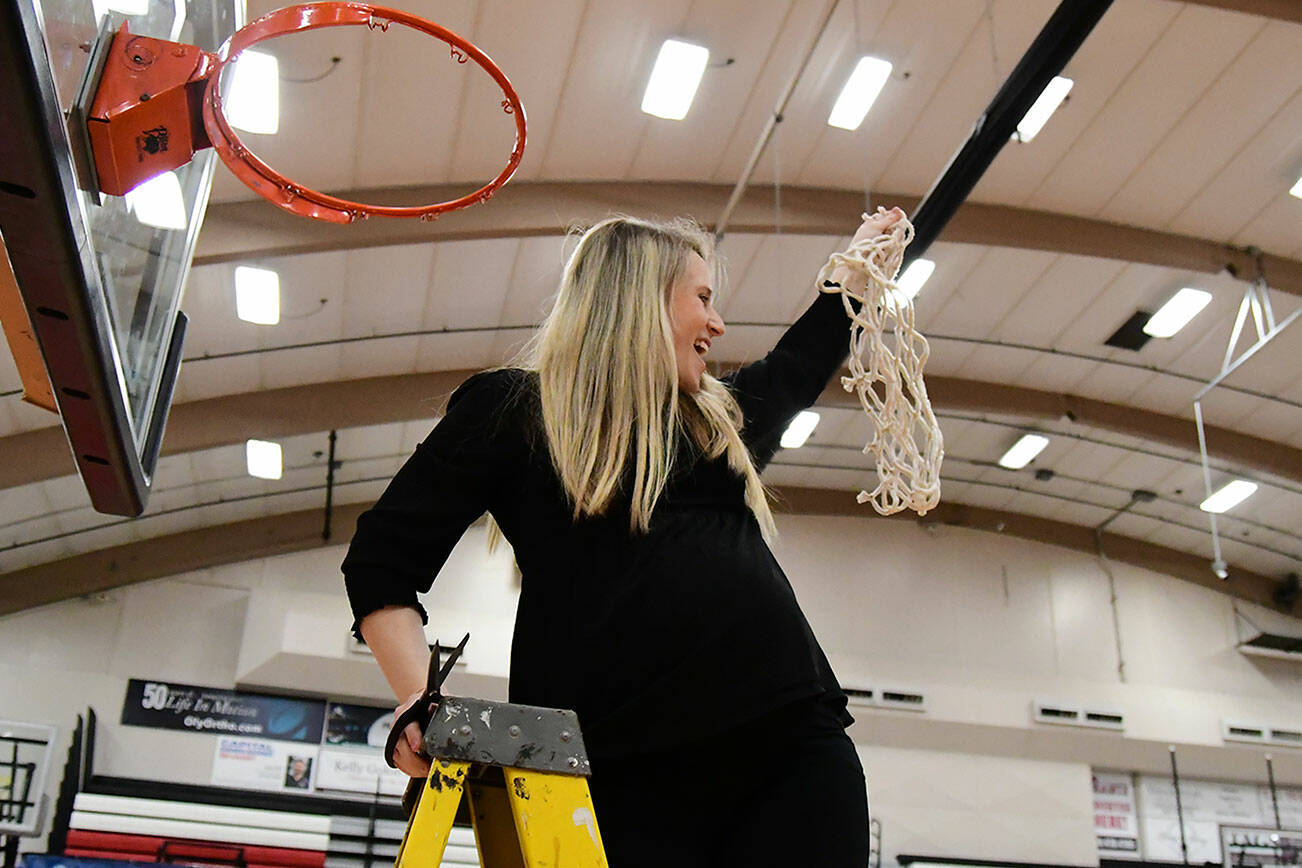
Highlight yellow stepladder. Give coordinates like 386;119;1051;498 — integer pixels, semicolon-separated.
387;636;608;868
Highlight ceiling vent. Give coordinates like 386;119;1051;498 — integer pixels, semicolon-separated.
1104;310;1154;351
877;688;927;712
1033;700;1125;731
843;685;927;712
845;687;875;706
1224;721;1302;748
347;633;469;670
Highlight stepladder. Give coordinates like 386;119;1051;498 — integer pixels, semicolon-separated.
388;637;608;868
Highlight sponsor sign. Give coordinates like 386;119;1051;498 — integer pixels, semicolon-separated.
122;679;325;743
1221;825;1302;868
1094;770;1140;859
324;702;394;747
211;737;319;792
315;747;407;796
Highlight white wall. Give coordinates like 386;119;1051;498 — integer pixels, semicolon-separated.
3;513;1300;865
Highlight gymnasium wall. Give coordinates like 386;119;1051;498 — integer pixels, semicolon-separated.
2;513;1299;865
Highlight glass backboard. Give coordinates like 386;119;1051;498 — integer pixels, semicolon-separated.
0;0;242;515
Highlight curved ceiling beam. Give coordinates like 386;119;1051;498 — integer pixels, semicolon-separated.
4;370;1298;491
1180;0;1302;24
0;488;1281;617
196;182;1301;297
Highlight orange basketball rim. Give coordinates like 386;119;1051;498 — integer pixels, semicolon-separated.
85;2;527;224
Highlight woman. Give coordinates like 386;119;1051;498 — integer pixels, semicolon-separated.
343;208;904;866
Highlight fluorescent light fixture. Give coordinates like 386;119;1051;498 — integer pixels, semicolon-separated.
1142;287;1212;338
235;266;280;325
1200;479;1257;514
641;39;710;120
1290;175;1302;199
998;433;1049;470
828;56;893;131
780;410;821;449
1015;75;1073;142
124;171;187;229
92;0;148;20
225;50;279;134
246;439;283;480
894;258;935;302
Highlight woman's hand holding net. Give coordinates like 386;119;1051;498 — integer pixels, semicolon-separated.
817;209;944;516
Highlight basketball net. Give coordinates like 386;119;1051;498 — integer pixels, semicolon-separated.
817;212;944;516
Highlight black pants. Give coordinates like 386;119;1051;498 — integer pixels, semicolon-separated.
588;695;870;867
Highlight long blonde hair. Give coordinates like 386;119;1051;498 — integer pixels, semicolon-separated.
520;215;775;539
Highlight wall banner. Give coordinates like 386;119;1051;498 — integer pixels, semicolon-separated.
122;679;325;743
324;702;394;748
1221;825;1302;868
1094;770;1140;859
211;737;319;792
314;748;407;797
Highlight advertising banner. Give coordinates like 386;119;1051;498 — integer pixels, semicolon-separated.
211;737;319;792
122;679;325;743
1094;771;1140;859
314;748;408;797
324;702;394;747
1221;825;1302;868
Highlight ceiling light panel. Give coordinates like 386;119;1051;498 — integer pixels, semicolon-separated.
1142;287;1212;338
235;266;280;325
998;434;1049;470
245;439;283;480
828;56;893;131
1200;480;1257;514
780;411;821;449
225;50;280;134
1015;76;1072;142
642;39;710;121
894;258;935;301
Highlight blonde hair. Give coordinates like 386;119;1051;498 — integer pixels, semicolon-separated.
519;215;775;539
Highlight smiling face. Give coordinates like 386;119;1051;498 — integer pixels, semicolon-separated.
668;252;725;394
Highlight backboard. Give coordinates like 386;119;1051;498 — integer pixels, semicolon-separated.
0;719;57;837
0;0;242;515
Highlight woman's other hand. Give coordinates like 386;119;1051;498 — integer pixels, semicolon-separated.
390;689;432;778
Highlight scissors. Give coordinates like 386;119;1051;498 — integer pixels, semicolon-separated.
384;631;470;780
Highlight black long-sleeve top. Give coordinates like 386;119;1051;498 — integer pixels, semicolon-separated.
342;291;854;759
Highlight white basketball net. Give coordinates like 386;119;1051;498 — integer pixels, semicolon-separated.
817;213;944;516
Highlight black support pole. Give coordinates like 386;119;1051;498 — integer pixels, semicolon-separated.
1267;753;1282;830
323;429;338;542
905;0;1115;267
1170;746;1189;865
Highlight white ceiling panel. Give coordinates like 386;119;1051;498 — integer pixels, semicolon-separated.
1094;18;1299;230
1013;354;1102;395
174;354;264;403
496;236;568;326
1168;87;1302;245
630;0;819;182
338;336;420;379
423;238;521;328
536;0;693;179
972;0;1181;206
449;0;587;184
873;0;1060;195
1028;5;1264;218
352;0;480;189
1237;400;1302;448
926;247;1059;342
